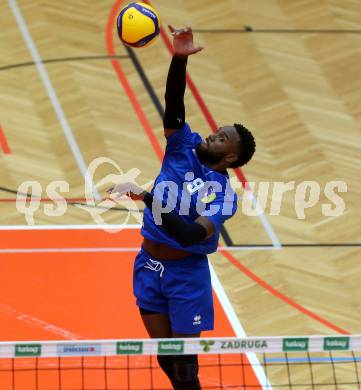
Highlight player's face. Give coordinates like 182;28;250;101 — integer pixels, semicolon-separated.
198;126;240;166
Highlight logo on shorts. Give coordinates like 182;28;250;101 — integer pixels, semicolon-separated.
193;315;202;325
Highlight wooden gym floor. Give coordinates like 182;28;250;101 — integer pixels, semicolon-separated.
0;0;360;387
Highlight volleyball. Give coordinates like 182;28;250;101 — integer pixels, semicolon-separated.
117;2;160;48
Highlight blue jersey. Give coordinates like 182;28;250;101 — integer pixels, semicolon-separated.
141;123;238;255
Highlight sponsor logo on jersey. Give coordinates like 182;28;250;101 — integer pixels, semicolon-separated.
193;315;202;325
201;186;217;204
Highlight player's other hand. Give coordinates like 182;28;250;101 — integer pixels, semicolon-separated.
107;183;146;201
168;25;203;57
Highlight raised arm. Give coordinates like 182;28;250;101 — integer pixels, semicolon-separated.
163;26;203;138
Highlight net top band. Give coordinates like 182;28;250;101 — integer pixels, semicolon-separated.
0;335;359;358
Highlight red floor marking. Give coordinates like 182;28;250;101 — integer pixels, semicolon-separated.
222;250;349;335
0;125;10;154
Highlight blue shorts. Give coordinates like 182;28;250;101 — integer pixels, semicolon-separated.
133;248;214;334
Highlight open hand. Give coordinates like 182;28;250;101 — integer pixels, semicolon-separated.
169;25;203;57
107;182;146;201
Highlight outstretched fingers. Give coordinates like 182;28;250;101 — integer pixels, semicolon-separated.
191;46;204;54
168;25;193;36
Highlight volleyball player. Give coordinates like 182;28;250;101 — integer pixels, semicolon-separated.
110;25;256;390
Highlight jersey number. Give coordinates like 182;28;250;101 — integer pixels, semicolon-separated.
187;178;205;195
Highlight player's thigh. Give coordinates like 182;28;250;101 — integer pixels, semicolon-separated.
166;261;214;334
141;312;173;338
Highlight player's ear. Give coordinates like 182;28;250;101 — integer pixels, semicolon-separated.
225;152;238;165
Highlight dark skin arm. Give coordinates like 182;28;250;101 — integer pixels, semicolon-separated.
108;184;215;239
164;25;203;138
194;215;215;239
107;28;212;241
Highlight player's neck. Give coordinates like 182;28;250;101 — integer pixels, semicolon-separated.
196;146;228;173
199;157;228;173
207;163;228;173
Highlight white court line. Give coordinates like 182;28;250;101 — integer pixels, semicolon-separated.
8;0;101;201
222;246;279;251
0;248;140;254
0;224;142;230
209;263;272;388
245;189;281;249
0;246;278;254
0;303;82;340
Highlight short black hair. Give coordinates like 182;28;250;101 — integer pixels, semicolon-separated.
231;123;256;168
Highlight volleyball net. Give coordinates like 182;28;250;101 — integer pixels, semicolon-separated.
0;335;360;389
